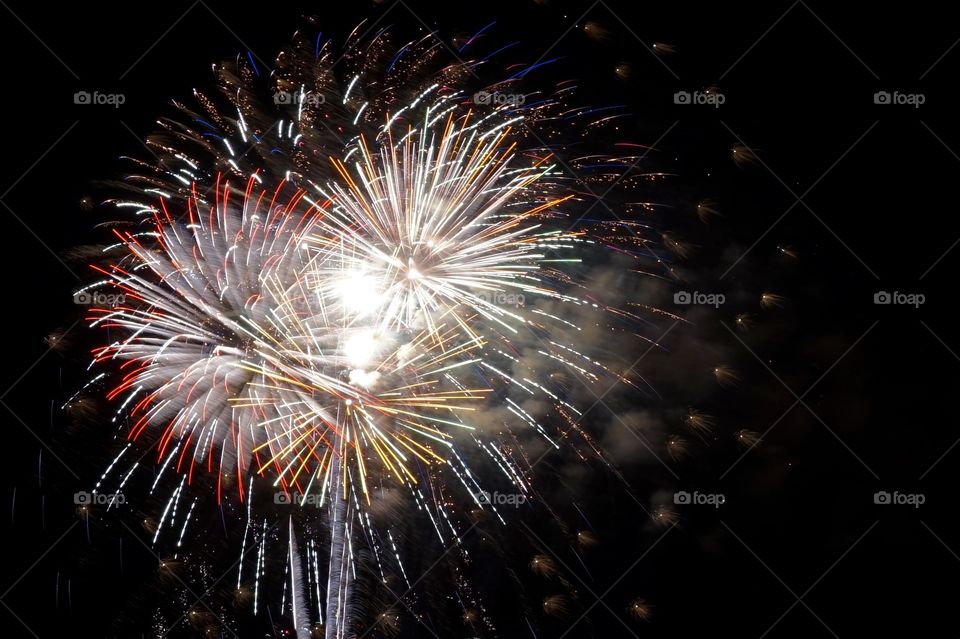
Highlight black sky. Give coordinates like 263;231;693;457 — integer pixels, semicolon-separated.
1;1;959;637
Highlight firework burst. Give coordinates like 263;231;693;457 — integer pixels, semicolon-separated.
68;21;697;638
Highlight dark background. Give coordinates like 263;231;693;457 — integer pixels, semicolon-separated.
1;1;958;636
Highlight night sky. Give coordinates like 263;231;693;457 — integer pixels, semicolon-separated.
1;1;958;637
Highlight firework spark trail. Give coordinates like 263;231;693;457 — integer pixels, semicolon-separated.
70;23;684;636
324;451;351;639
288;517;310;639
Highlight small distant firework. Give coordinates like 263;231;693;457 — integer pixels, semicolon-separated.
374;609;402;637
666;435;689;460
777;244;798;259
628;597;653;621
156;558;182;585
735;312;754;331
63;394;98;422
695;198;721;223
542;594;571;618
652;42;676;55
187;610;218;634
652;505;678;527
139;516;156;534
713;364;740;388
44;328;71;351
530;553;559;577
575;529;598;548
761;292;787;309
233;586;252;608
731;143;760;167
684;408;716;434
583;21;610;41
735;429;762;448
662;232;694;257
